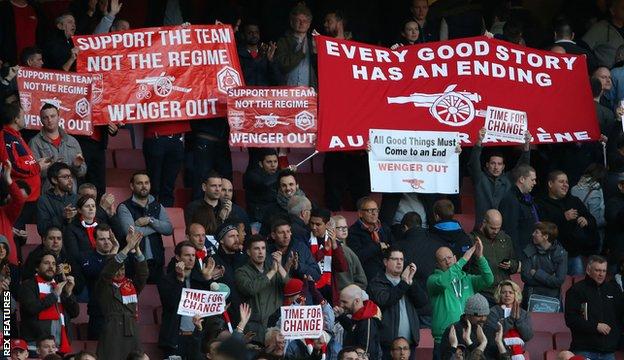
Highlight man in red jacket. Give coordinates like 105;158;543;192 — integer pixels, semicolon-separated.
0;160;27;265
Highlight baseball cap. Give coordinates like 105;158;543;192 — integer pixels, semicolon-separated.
10;339;27;351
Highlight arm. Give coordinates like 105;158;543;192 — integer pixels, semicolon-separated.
427;258;468;294
293;246;321;281
407;280;429;309
36;196;62;236
348;232;383;264
513;309;534;341
133;256;149;294
60;291;79;319
17;281;60;316
151;205;173;235
469;256;495;291
468;141;484;182
533;251;567;289
157;272;185;311
3;181;26;223
93;14;114;34
564;286;599;333
117;204;155;237
368;277;411;309
234;267;274;297
274;36;306;74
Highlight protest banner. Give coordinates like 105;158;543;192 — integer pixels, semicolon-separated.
17;67;93;135
176;288;226;317
314;36;600;151
484;106;527;142
368;129;459;193
280;305;324;340
227;86;317;147
73;25;243;124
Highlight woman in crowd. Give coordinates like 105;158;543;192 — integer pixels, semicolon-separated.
64;195;112;260
391;20;422;48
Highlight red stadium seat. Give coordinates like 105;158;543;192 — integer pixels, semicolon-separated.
162;235;175;249
106;169;136;187
296;173;325;207
108;128;133;150
332;211;359;227
173;228;187;244
510;273;524;291
106;149;115;168
572;275;584;284
174;188;192;209
114;149;146;170
139;324;160;343
415;329;434;359
105;187;132;204
461;176;474;195
553;332;571;350
164;247;175;265
138;284;161;307
530;313;569;334
545;350;559;360
525;331;553;360
25;224;41;244
455;214;475;232
460;194;475;214
71;303;89;324
70;340;87;352
561;276;574;305
231;152;248;172
165;207;185;230
232;171;244;191
138;305;156;325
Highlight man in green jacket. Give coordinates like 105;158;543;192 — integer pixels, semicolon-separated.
427;237;493;359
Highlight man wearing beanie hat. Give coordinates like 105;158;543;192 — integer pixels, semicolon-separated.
440;293;493;359
213;220;247;325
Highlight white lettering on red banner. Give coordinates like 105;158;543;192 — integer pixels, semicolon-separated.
176;289;226;317
280;305;324;340
73;25;243;124
17;67;93;135
369;129;459;193
315;36;599;151
227;86;317;148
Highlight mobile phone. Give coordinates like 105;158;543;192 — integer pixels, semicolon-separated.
328;218;336;231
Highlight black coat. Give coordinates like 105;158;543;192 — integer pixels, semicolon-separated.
212;247;248;324
238;45;282;86
565;277;624;353
535;194;599;256
367;273;428;347
43;29;73;70
243;166;278;222
347;220;394;281
428;220;473;258
521;241;567;306
605;192;624;263
337;301;383;360
64;216;117;261
499;186;537;255
22;245;85;295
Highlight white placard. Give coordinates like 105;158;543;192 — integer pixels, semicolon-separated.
280;305;324;340
484;106;527;142
176;288;227;317
368;129;459;194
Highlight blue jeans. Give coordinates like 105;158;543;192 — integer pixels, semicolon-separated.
575;351;615;360
568;256;584;276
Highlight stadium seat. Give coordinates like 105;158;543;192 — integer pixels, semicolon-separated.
561;276;574;305
25;224;41;244
173;188;192;209
460;194;475;214
105;149;115;168
70;340;87;352
139;324;160;343
232;171;244;191
138;305;156;325
530;313;568;334
231;151;248;172
525;331;553;360
545;350;559;360
162;235;175;249
138;285;162;307
106;169;136;187
105;186;132;203
173;228;186;244
114;149;146;170
455;214;475;232
165;207;185;230
164;247;175;265
333;211;359;227
415;329;434;359
108;128;133;150
553;332;571;350
510;273;524;291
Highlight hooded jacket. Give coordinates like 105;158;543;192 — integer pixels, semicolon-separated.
520;241;567;306
0;181;26;265
428;220;473;258
1;125;41;201
338;300;383;360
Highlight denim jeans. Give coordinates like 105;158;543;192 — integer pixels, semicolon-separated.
568;256;584;276
575;351;615;360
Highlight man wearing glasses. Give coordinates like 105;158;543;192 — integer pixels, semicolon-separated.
36;162;78;236
348;197;394;281
338;346;369;360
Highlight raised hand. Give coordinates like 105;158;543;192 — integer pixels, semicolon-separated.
64;275;75;295
474;237;483;258
175;261;185;280
462;319;473;346
238;303;251;331
73;153;85;167
475;325;488;350
449;325;458;348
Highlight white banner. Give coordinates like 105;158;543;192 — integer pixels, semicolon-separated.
280;305;324;340
176;288;226;317
484;106;527;142
369;129;459;193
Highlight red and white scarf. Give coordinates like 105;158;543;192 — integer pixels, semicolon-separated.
112;277;138;305
309;233;332;289
503;328;525;360
196;247;208;265
81;218;98;249
36;274;72;354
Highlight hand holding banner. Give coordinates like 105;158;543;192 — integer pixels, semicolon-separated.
177;288;226;317
280;305;324;340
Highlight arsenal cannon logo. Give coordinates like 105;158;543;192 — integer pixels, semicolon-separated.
294;111;315;131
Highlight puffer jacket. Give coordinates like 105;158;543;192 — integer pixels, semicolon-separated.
520;241;567;307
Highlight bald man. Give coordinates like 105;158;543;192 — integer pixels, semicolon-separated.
468;209;519;305
427;239;493;352
336;285;383;360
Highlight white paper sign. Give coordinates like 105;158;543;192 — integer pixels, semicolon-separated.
484;106;527;142
368;129;459;194
280;305;324;340
176;288;227;317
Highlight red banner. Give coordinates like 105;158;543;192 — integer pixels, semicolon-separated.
16;67;93;135
314;36;600;151
73;25;243;124
227;87;317;147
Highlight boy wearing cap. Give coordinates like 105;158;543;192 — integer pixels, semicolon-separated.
9;339;28;360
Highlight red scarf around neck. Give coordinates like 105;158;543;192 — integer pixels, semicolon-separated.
309;234;332;289
112;276;138;306
81;218;98;249
360;220;381;243
35;274;72;354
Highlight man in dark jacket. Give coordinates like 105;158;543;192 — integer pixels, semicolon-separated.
267;218;320;282
428;199;473;258
605;173;624;268
439;293;492;360
468;128;531;227
185;171;245;230
368;248;428;358
348;197;394;281
18;252;79;352
260;169;310;236
498;164;538;255
536;170;598;275
238;21;281;86
565;256;623;358
337;284;383;360
243;150;279;222
286;195;312;243
36;162;78;236
43;13;77;71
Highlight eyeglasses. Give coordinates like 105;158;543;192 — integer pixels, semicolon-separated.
335;226;348;231
355;351;369;359
388;257;404;262
360;208;379;214
57;174;72;179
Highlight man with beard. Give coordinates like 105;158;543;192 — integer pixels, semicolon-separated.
261;169;308;235
324;10;352;39
213;221;247;324
238;21;279;86
440;293;492;359
36;162;77;236
244;149;280;223
18;252;79;353
117;171;173;283
336;284;383;360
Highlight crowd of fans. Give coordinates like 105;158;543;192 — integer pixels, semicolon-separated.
1;0;624;359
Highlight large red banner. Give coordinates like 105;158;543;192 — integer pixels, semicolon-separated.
73;25;243;124
17;67;93;135
315;35;600;151
227;87;317;148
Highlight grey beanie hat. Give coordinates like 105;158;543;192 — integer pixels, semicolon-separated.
464;293;490;316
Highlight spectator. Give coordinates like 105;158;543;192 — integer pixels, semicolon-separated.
9;338;28;360
605;173;624;268
286;195;312;242
427;238;493;349
93;0;124;34
18;252;79;353
571;164;607;253
331;215;367;291
36;336;59;358
0;0;45;64
117;171;173;283
64;195;118;260
338;346;366;360
158;241;222;359
219;178;249;225
267;218;320;281
380;192;435;229
0;234;20;320
80;223;119;340
553;17;597;73
0;160;26;265
238;21;280;86
261;169;307;235
428;199;473;258
186;171;237;230
142;121;189;207
468;127;531;227
409;0;440;42
348;196;394;281
389;337;411;360
336;284;383;360
19;47;44;68
243;149;279;222
368;247;428;358
565;256;623;359
187;222;218;261
264;327;286;358
498;164;538;255
307;208;348;304
536;170;598;275
43;13;77;71
593;66;614;110
438;1;484;41
468;209;520;304
501;19;524;45
29;104;86;193
72;351;97;360
484;280;533;358
582;0;624;68
235;235;290;342
520;222;567;310
36;162;77;236
95;229;148;359
323;10;352;40
77;183;119;231
591;77;618;137
392;20;422;48
439;293;492;359
275;4;317;87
